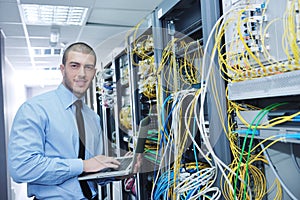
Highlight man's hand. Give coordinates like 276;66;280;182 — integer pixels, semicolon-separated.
83;155;120;173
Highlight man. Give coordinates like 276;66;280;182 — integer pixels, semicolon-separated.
8;42;120;199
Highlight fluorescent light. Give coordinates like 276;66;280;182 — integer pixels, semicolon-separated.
21;4;88;26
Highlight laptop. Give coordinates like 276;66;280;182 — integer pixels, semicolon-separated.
78;116;150;180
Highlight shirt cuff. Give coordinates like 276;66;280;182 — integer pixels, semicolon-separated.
67;158;83;176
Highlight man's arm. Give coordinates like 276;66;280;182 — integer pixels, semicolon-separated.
8;103;83;185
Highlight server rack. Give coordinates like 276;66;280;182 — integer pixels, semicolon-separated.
125;12;160;200
220;0;300;199
97;0;232;199
97;49;137;199
96;61;114;200
96;0;300;199
149;0;231;199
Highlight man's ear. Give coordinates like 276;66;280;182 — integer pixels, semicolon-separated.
60;64;65;75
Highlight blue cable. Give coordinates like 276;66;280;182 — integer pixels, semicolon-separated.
152;95;173;191
153;170;175;200
276;133;300;139
161;95;172;136
185;185;200;200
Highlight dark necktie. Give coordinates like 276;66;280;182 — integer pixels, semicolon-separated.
74;100;93;199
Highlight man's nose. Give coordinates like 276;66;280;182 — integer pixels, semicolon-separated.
77;65;86;76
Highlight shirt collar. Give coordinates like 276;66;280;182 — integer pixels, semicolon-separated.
56;84;84;109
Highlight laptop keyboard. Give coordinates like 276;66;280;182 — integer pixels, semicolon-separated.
116;157;133;171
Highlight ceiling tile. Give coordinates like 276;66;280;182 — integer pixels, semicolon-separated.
0;0;18;2
5;37;28;47
59;26;82;43
27;25;53;37
34;56;60;62
5;48;30;56
9;56;31;62
93;0;163;11
0;2;21;23
30;38;53;47
88;8;149;27
0;23;24;37
79;25;128;41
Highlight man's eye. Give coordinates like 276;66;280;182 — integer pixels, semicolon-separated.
71;65;80;70
85;66;95;71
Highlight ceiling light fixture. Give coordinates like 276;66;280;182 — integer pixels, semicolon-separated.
21;4;88;26
50;26;60;47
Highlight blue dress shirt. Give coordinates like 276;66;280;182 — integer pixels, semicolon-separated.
8;84;103;199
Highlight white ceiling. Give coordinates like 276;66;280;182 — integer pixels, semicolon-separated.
0;0;162;86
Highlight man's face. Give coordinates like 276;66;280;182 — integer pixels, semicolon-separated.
60;50;96;98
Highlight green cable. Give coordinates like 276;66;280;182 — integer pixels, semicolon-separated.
242;102;287;200
145;149;159;155
233;102;287;199
233;105;270;199
144;154;160;164
147;137;159;142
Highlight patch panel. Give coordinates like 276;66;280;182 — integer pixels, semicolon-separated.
221;0;300;82
234;108;300;143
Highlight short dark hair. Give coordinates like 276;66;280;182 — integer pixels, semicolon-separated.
62;42;97;66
